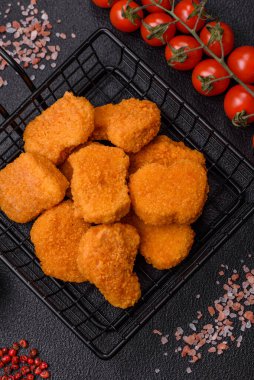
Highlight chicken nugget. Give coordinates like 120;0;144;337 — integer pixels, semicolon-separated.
124;213;194;270
129;135;205;174
91;98;161;152
77;223;141;308
0;152;68;223
69;143;130;223
24;92;94;165
31;200;89;282
129;160;208;225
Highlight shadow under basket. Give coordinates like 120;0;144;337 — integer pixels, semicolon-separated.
1;28;254;359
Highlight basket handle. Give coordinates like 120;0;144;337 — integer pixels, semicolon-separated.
0;47;47;123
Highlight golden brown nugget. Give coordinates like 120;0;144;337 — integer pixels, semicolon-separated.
24;92;94;165
69;143;131;224
124;213;194;270
77;223;141;308
129;160;208;225
0;152;68;223
91;99;161;152
129;135;206;174
31;200;89;282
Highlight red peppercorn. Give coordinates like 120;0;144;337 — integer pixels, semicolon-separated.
30;364;36;372
8;376;15;380
40;370;50;379
1;375;9;380
0;350;3;357
11;357;19;365
0;362;4;368
2;355;11;364
8;349;17;357
14;374;22;380
40;362;48;370
19;340;28;349
11;364;19;371
34;358;41;366
29;349;38;358
12;343;19;351
4;365;11;374
20;355;28;363
34;367;42;375
27;375;35;380
2;348;8;355
21;366;30;375
27;358;34;365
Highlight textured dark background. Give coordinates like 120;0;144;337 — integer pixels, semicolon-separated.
1;1;254;379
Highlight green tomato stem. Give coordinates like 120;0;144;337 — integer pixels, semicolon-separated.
149;0;254;98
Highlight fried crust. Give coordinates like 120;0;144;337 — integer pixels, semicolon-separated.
0;152;68;223
91;99;161;153
124;212;194;270
129;160;208;225
24;92;94;165
69;143;130;223
129;135;206;174
31;200;89;282
77;223;141;308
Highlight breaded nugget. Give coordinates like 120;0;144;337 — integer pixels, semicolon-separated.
129;160;208;225
0;152;68;223
124;213;194;270
24;92;94;165
91;98;161;153
129;135;205;174
77;223;141;308
31;200;89;282
69;143;130;223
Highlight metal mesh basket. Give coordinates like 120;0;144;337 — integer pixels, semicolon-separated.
1;28;254;359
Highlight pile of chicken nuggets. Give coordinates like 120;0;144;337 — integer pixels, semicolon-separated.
0;92;209;309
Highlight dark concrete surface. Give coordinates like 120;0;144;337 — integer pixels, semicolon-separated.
1;1;254;379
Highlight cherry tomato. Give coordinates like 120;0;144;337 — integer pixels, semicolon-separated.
228;46;254;84
224;85;254;127
165;35;202;70
174;0;206;34
141;13;176;47
192;59;230;96
110;0;143;32
91;0;118;8
141;0;171;13
200;21;234;58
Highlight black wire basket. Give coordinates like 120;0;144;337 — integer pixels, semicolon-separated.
1;28;254;359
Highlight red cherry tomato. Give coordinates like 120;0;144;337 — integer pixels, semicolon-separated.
165;35;202;70
192;59;230;96
200;21;234;58
141;0;171;13
224;85;254;127
141;13;176;47
91;0;118;8
110;0;143;32
174;0;206;34
228;46;254;84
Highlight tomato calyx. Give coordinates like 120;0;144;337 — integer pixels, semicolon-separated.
107;0;115;5
197;74;215;93
232;110;251;128
206;22;224;46
166;45;189;65
142;21;171;43
121;1;141;25
187;1;211;22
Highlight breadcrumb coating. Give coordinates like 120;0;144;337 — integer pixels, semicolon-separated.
24;92;94;165
0;152;68;223
91;98;161;153
77;223;141;308
129;135;206;174
31;200;89;282
69;143;130;224
124;212;195;270
129;160;208;225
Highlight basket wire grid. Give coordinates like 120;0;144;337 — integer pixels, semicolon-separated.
0;28;254;359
